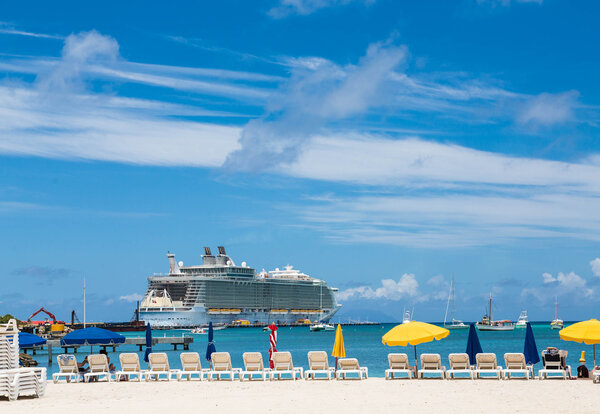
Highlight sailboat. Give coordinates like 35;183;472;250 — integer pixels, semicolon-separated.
550;296;563;330
443;276;468;330
476;293;515;331
310;280;334;332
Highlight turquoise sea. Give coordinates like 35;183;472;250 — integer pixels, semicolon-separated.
30;323;595;378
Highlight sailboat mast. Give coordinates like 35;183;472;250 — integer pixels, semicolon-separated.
444;278;452;325
489;292;493;323
555;296;558;320
451;275;455;322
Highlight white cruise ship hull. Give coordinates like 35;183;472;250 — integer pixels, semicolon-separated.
140;305;341;327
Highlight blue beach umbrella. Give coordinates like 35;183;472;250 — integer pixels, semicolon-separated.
18;332;46;348
523;322;540;365
466;323;483;365
144;323;152;363
206;322;216;362
61;327;125;346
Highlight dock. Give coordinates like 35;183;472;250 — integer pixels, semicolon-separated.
23;335;194;365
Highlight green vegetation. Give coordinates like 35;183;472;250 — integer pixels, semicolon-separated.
0;314;20;324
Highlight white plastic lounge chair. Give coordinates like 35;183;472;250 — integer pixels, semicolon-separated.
240;352;270;381
116;353;145;381
146;352;179;381
539;350;571;380
0;368;46;401
209;352;240;381
53;354;80;383
446;353;474;379
503;353;532;379
418;354;445;379
385;353;412;379
305;351;335;380
475;353;502;379
84;354;113;382
178;352;209;381
271;351;303;380
336;358;368;380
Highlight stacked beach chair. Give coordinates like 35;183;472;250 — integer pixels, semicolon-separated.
0;319;46;401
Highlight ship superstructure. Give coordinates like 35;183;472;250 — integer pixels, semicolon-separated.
139;247;341;327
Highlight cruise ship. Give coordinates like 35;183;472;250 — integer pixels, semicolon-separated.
139;247;341;327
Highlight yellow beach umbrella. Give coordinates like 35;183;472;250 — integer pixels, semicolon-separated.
382;321;450;375
332;324;345;371
559;319;600;365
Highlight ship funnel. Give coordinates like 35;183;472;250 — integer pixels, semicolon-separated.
167;252;181;274
203;246;216;265
204;247;212;255
218;246;226;255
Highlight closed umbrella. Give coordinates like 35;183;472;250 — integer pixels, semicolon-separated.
466;323;483;366
559;319;600;365
332;324;345;372
206;322;216;362
143;323;152;363
382;321;449;376
18;332;46;348
266;324;278;369
523;322;540;366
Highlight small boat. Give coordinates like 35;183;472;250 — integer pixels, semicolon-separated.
476;293;515;331
551;296;563;330
402;309;413;324
309;323;334;332
443;276;469;330
190;327;207;334
515;310;528;328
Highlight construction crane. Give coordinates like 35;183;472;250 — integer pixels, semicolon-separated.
27;307;59;323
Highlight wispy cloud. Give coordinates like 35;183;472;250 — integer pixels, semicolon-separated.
475;0;543;7
0;23;63;40
337;273;419;301
268;0;375;18
516;91;580;128
591;258;600;277
119;293;143;302
522;270;593;303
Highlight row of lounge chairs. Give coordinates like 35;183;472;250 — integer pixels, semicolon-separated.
53;350;368;383
385;352;571;380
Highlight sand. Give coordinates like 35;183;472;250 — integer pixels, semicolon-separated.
3;378;600;413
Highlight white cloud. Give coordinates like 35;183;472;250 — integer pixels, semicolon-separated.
224;39;408;170
476;0;543;7
0;23;63;39
542;272;555;283
590;258;600;277
517;91;579;128
336;274;418;301
119;293;143;302
268;0;375;18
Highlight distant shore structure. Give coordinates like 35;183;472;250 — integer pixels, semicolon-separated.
139;247;341;327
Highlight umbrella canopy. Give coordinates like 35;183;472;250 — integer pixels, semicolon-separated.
61;327;125;346
382;321;449;346
206;322;216;362
523;322;540;365
143;323;152;363
332;324;345;358
18;332;46;348
267;323;278;369
559;319;600;365
465;323;483;365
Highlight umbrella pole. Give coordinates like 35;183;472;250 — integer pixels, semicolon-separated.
594;344;596;367
414;345;418;378
335;357;338;373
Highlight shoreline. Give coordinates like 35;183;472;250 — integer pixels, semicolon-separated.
3;378;600;413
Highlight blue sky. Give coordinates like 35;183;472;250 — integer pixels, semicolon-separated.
1;0;600;323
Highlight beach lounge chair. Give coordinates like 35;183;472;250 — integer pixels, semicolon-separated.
83;354;113;382
52;354;80;383
305;351;335;380
503;353;532;379
208;352;240;381
539;349;571;380
146;352;179;381
336;358;368;380
385;353;412;379
418;354;445;379
116;353;145;381
240;352;270;381
475;353;502;379
0;367;47;401
178;352;209;381
446;353;473;379
271;351;303;380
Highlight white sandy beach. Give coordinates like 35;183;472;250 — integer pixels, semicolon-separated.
3;379;600;414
